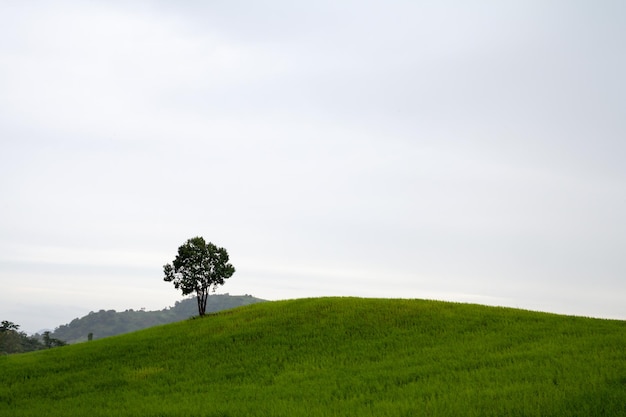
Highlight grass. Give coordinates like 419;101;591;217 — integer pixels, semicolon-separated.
1;297;625;416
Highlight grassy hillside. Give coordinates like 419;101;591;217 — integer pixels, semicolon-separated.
1;297;625;417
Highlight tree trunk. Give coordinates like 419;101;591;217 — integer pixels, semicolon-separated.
197;289;209;316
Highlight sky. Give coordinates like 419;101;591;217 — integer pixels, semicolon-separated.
1;1;625;334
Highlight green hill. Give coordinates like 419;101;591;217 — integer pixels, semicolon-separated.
1;297;625;417
49;294;265;343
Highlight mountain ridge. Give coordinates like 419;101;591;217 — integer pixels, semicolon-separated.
49;293;266;343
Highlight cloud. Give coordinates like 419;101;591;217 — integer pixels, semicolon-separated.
1;1;625;332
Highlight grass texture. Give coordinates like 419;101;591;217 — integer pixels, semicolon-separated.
1;297;625;416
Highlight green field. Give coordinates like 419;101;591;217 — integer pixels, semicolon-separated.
1;297;625;416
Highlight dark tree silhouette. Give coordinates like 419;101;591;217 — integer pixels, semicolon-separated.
163;237;235;316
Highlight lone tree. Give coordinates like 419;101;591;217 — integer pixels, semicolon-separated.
163;237;235;316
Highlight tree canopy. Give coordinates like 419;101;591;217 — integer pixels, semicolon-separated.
163;237;235;316
0;321;48;354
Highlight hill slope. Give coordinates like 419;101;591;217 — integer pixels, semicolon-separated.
50;294;265;343
1;297;625;417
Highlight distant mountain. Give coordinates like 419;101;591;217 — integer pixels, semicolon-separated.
50;294;265;343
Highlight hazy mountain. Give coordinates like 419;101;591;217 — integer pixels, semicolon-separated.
50;294;265;343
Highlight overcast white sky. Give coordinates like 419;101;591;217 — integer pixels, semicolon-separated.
1;1;625;333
